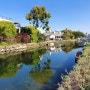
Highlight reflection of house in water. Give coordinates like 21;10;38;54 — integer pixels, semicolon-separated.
50;46;62;52
47;45;62;55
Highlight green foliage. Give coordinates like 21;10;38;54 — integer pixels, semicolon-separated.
38;48;46;55
0;42;8;46
26;6;51;31
37;33;46;42
30;69;53;83
0;21;17;37
22;48;46;65
0;42;18;46
73;31;85;38
62;29;85;40
29;59;53;83
21;26;38;34
0;48;47;78
62;41;76;52
30;50;40;65
58;43;90;90
0;57;18;78
21;26;47;42
31;33;38;42
21;26;39;42
62;28;75;40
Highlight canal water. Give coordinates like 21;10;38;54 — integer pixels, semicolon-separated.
0;42;82;90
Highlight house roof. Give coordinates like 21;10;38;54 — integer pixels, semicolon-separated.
53;33;61;36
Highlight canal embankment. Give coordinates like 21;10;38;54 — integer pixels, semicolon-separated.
0;42;46;55
0;40;76;55
58;43;90;90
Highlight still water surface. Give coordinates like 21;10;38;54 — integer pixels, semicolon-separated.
0;42;82;90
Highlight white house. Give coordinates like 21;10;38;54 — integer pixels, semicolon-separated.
46;30;63;40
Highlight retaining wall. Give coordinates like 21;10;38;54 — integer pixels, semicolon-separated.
0;43;46;55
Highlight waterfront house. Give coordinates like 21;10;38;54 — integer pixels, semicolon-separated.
45;31;63;40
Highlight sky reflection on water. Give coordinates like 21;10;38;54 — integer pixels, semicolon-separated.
0;43;82;90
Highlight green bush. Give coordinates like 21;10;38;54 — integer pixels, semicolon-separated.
58;43;90;90
0;21;17;37
0;42;8;46
21;26;39;42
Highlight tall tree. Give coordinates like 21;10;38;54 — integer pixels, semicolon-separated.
73;31;85;39
62;28;75;40
26;6;51;31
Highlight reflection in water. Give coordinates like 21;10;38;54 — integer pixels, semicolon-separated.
0;55;19;78
62;41;76;52
17;62;23;69
46;41;76;55
0;61;18;78
50;46;62;52
30;59;53;83
0;42;82;90
0;48;46;78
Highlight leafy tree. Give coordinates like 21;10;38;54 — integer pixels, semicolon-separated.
26;6;51;31
73;31;85;39
62;41;76;53
37;33;46;42
21;26;39;42
62;28;75;40
21;26;47;42
0;21;17;37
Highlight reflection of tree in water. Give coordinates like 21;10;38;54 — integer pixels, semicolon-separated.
0;48;46;78
29;59;53;83
0;57;18;78
21;48;46;65
62;41;76;52
20;50;40;66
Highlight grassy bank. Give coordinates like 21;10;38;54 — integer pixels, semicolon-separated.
58;43;90;90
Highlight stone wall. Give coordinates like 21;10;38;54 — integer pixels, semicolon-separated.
0;43;46;55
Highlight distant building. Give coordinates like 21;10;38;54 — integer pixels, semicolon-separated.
85;34;90;42
45;30;63;40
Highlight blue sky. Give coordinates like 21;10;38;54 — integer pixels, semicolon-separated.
0;0;90;33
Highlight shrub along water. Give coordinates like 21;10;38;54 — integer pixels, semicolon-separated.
58;43;90;90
